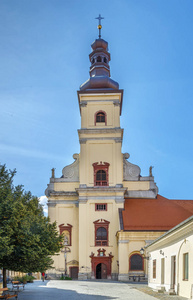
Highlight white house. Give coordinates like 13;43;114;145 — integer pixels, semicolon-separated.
146;215;193;299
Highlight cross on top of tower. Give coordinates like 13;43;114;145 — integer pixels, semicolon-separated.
95;14;104;39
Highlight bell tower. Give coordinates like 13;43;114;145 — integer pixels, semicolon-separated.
77;15;126;280
78;17;124;188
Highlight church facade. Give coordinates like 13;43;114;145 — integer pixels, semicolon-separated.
45;30;193;281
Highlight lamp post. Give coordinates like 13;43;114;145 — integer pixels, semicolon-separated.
140;247;150;260
61;236;71;276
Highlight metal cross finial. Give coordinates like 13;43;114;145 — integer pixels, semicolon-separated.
95;14;104;38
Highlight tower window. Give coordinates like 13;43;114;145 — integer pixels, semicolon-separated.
97;56;102;62
96;170;107;186
92;162;109;187
96;112;105;123
104;57;107;63
95;111;107;125
92;58;95;64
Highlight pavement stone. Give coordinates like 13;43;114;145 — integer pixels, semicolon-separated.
7;280;188;300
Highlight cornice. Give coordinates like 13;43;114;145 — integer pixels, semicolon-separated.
79;137;122;144
78;128;123;134
49;191;78;196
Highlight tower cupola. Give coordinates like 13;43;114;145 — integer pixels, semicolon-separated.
80;15;119;91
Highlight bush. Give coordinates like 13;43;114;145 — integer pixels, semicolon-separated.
60;275;72;280
13;275;35;283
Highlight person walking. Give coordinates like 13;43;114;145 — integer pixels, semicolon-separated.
42;272;45;282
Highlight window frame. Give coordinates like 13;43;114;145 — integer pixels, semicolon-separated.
95;203;107;211
94;110;107;125
93;162;110;187
153;259;156;279
129;253;144;271
183;253;189;281
94;219;110;246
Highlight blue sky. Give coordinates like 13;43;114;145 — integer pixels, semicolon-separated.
1;0;193;207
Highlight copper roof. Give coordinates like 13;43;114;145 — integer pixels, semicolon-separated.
122;194;193;231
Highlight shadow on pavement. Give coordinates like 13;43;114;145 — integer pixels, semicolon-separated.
14;281;117;300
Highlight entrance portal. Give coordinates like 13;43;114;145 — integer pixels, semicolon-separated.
96;263;107;279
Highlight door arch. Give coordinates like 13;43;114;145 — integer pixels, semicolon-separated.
96;263;107;279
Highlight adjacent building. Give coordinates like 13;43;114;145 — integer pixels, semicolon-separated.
146;215;193;299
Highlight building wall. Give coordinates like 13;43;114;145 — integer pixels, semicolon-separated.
147;219;193;299
117;231;165;281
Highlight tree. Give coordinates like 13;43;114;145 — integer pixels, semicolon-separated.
0;164;63;287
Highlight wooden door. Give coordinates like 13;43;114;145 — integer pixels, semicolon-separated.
101;263;107;279
70;267;78;279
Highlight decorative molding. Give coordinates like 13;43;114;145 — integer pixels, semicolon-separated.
62;154;79;181
118;240;130;244
123;153;141;181
113;100;120;106
78;128;122;134
79;137;122;143
48;200;78;205
80;101;87;107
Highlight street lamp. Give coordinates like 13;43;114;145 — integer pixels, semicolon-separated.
140;247;150;260
61;236;71;276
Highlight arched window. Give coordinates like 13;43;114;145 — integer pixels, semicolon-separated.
96;170;107;186
93;162;109;187
94;219;109;246
91;58;95;64
104;57;107;63
95;111;107;125
129;254;144;271
97;56;102;62
96;112;105;123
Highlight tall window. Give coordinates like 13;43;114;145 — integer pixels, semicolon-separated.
96;227;107;246
93;162;109;186
94;219;109;246
129;254;143;271
96;170;107;186
183;253;189;280
95;111;107;125
153;259;156;279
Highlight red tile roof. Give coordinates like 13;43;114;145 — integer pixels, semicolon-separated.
122;194;193;231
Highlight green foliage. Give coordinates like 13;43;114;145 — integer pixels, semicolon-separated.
0;164;64;276
60;275;72;280
14;275;35;283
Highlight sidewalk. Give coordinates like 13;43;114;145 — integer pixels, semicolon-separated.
133;284;188;300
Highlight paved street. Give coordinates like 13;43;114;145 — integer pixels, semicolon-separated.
14;280;156;300
10;280;188;300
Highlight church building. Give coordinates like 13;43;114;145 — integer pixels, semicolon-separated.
45;18;193;281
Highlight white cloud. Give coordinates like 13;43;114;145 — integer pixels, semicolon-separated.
39;195;48;216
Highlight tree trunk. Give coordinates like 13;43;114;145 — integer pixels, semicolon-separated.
3;268;7;288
